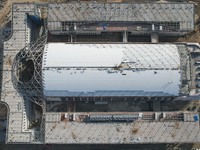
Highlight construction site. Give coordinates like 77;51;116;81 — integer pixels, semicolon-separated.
1;0;200;150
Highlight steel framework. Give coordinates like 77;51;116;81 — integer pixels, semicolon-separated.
12;29;47;107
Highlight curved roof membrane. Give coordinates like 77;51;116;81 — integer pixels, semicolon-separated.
42;43;181;97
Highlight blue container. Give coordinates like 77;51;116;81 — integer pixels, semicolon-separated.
194;115;199;122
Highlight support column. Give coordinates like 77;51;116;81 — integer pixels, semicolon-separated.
123;30;128;43
70;34;73;43
151;32;159;43
153;99;161;111
67;98;75;112
151;24;159;43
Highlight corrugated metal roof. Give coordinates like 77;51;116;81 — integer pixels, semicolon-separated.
42;43;181;97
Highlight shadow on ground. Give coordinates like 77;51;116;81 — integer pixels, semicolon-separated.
0;143;197;150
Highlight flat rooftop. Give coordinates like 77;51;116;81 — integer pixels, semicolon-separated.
48;2;194;31
45;112;200;144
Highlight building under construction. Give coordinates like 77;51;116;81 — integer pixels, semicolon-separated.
1;1;200;144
